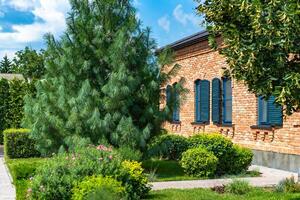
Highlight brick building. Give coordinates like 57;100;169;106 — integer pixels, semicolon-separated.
162;31;300;172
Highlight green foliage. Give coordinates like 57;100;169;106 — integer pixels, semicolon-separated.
3;129;40;159
276;176;300;193
0;55;13;73
0;78;9;144
7;158;46;181
146;134;189;160
12;47;45;80
117;146;142;161
121;160;150;199
225;179;252;195
6;79;28;129
180;147;218;178
29;146;149;200
230;145;253;174
197;0;300;115
23;0;184;155
72;176;125;200
188;133;235;175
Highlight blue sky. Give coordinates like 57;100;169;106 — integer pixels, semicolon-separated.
0;0;204;59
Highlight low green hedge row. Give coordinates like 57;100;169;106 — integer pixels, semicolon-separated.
4;128;40;159
147;133;253;175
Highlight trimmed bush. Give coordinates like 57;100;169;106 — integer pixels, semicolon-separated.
121;160;150;199
72;176;125;200
146;134;189;160
7;158;46;181
230;145;253;174
225;179;252;195
188;133;235;175
29;146;150;200
4;129;40;158
0;78;9;144
180;147;218;178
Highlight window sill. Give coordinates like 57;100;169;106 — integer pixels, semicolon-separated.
191;122;209;125
215;123;233;127
250;125;282;130
169;121;181;125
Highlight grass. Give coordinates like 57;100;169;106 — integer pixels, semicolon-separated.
6;157;47;200
146;188;300;200
142;159;260;182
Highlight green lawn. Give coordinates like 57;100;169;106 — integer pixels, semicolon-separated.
146;188;300;200
142;159;260;182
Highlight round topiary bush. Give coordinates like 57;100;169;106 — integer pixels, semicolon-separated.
72;176;125;200
180;147;218;178
188;133;235;175
146;134;189;160
230;145;253;174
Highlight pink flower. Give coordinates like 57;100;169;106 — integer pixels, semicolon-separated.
99;157;103;161
27;188;32;193
108;155;113;160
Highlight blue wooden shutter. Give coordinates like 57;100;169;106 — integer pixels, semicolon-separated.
195;80;201;122
212;78;221;123
166;85;171;106
200;80;210;123
174;90;180;121
223;78;232;124
268;96;283;126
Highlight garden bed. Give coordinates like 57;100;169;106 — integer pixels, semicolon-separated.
142;159;260;182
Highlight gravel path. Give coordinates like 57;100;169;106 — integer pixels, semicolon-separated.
150;165;298;191
0;146;16;200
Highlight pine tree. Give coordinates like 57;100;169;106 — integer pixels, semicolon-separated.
0;55;13;73
23;0;184;155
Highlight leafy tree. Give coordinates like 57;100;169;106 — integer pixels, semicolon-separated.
12;47;45;80
0;55;13;73
0;78;9;144
197;0;300;114
23;0;185;155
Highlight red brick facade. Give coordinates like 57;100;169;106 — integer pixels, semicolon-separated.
163;35;300;156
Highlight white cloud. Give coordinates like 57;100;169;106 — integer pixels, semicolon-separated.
5;0;37;11
0;49;16;59
0;0;70;50
158;15;170;32
173;4;200;27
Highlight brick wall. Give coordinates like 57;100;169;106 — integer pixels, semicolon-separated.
163;37;300;156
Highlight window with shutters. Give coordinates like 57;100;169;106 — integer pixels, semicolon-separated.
194;80;210;123
212;78;221;124
166;84;180;122
258;96;283;126
223;78;232;124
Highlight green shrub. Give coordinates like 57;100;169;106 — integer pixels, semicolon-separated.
118;146;142;161
4;129;40;159
180;147;218;178
72;176;125;200
147;134;189;160
225;179;252;195
188;133;235;175
29;146;149;200
7;158;46;181
276;177;300;193
121;160;150;199
230;145;253;174
0;78;9;144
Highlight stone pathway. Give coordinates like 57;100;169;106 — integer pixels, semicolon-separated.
151;165;298;190
0;145;16;200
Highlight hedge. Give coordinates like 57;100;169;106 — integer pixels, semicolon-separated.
4;128;40;158
0;78;10;144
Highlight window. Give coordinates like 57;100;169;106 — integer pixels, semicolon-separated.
195;80;210;123
166;84;180;122
258;96;282;126
223;78;232;124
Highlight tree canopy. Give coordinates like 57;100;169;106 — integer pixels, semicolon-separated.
197;0;300;114
0;55;13;73
23;0;184;155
